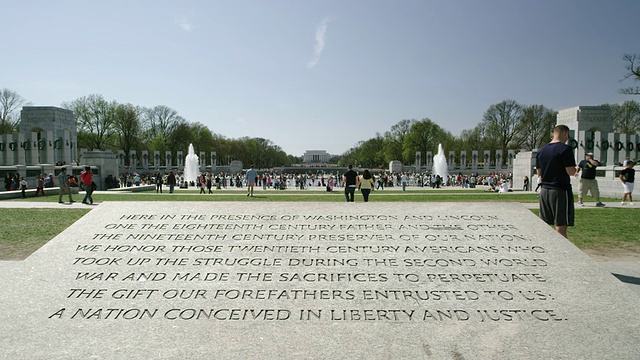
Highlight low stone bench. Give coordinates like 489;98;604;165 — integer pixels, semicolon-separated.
106;184;156;193
0;187;79;200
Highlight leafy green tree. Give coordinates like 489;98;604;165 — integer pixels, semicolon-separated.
481;100;524;163
142;105;187;151
516;105;556;150
113;103;142;165
610;100;640;134
402;118;447;165
383;119;413;163
62;94;117;150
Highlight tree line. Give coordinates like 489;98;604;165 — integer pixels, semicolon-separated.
1;53;639;168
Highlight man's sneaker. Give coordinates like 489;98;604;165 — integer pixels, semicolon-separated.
58;201;64;204
595;202;605;207
630;202;635;206
621;201;626;205
577;201;584;206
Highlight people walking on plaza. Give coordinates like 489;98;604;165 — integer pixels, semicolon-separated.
80;166;94;204
199;174;207;194
575;152;605;207
523;176;529;191
34;175;45;197
155;172;163;193
57;167;74;204
343;165;358;202
620;160;635;205
167;171;176;193
357;169;375;202
536;125;577;238
19;177;27;198
4;173;11;192
206;173;213;194
401;172;408;191
246;165;257;197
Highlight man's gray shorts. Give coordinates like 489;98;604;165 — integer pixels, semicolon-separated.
579;178;600;198
539;187;574;227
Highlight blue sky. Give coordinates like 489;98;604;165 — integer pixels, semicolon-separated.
2;0;638;156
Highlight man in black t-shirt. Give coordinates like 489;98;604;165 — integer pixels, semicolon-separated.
536;125;577;238
575;152;605;207
343;165;358;202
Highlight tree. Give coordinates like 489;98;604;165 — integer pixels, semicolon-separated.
619;53;640;95
62;94;117;150
0;88;29;134
142;105;187;151
610;100;640;134
113;104;143;165
402;119;447;165
481;100;524;162
383;119;413;163
516;105;557;150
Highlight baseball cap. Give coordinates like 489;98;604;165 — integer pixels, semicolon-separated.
586;152;593;156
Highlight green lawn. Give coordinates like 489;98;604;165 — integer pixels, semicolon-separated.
1;191;637;260
0;209;89;260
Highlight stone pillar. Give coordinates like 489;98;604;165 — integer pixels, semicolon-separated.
593;131;606;164
626;135;640;160
141;151;149;171
425;151;433;171
177;151;184;170
415;151;421;172
495;150;503;171
116;150;125;168
165;151;172;170
507;150;516;169
130;151;138;172
576;130;587;161
483;151;491;170
448;151;455;171
471;151;478;171
459;151;467;170
153;151;160;169
62;130;72;165
0;134;8;165
200;151;206;173
16;133;26;165
82;150;118;191
616;134;629;163
53;132;64;165
513;151;537;191
25;132;38;165
42;131;55;165
210;152;217;173
606;132;616;166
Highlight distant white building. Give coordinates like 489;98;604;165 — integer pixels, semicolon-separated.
303;150;332;163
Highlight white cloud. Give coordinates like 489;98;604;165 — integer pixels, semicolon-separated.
307;17;335;69
176;15;194;32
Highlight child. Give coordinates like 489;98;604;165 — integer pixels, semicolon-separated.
19;177;28;198
35;175;45;197
620;160;635;205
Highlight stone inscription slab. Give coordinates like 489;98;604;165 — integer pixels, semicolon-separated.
1;202;639;359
